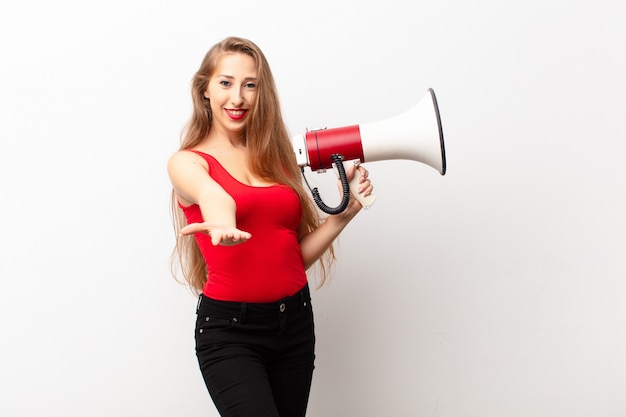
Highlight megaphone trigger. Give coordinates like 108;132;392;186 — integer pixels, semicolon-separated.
332;159;377;210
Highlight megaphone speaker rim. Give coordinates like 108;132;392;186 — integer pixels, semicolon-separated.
428;88;447;175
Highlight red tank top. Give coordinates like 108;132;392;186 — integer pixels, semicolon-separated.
179;150;307;302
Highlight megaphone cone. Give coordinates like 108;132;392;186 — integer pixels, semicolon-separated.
292;88;446;175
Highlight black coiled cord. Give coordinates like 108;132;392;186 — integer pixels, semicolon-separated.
301;154;351;215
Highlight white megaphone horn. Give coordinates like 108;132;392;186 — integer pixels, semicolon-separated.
292;88;446;214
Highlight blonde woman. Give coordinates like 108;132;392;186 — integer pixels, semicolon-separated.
167;36;373;416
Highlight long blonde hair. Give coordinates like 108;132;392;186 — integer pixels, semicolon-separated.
170;36;334;294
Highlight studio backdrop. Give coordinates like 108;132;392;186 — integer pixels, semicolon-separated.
1;1;625;416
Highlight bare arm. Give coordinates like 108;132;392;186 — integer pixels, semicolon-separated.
167;151;251;246
299;165;373;269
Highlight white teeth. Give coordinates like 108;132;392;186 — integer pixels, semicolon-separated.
228;110;244;116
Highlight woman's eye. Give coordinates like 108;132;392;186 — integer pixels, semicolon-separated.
220;80;231;87
245;82;256;89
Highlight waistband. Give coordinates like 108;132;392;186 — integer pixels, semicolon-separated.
196;283;311;322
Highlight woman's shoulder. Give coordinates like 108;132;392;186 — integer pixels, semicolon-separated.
167;149;210;173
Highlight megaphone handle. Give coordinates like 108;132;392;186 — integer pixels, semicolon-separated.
333;159;376;210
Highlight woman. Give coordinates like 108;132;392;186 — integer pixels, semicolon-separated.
167;36;373;417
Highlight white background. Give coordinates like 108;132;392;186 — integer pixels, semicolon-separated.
1;1;625;416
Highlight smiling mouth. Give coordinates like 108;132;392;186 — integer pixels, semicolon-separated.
225;109;247;120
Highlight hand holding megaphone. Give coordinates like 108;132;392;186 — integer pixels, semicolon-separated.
332;159;377;209
292;88;446;214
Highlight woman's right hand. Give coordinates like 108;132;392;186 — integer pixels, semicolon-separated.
179;222;252;246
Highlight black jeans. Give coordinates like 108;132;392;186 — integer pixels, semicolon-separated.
195;284;316;417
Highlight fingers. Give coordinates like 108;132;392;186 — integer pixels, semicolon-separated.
356;166;373;196
357;165;368;180
210;229;252;246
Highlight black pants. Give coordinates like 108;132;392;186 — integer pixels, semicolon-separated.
195;284;316;417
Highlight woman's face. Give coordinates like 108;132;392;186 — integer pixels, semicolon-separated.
205;52;258;136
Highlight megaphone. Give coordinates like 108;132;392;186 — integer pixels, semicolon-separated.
292;88;446;214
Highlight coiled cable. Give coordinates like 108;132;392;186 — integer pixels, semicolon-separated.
301;154;351;215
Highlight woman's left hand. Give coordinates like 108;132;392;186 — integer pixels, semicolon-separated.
336;164;373;219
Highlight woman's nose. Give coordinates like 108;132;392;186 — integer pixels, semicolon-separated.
231;88;244;106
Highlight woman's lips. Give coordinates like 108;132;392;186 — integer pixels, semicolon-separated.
225;109;247;120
